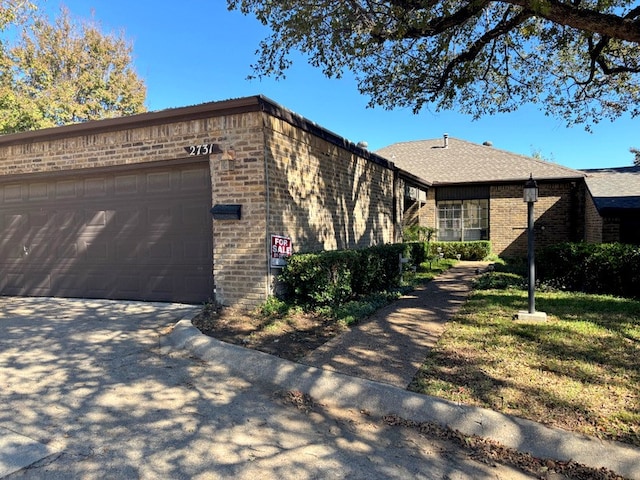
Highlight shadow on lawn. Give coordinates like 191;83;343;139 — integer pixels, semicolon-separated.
411;288;640;447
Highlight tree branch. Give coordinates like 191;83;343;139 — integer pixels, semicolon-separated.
435;8;533;92
378;0;640;44
504;0;640;43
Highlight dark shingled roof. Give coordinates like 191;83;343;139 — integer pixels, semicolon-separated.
376;137;585;185
582;166;640;213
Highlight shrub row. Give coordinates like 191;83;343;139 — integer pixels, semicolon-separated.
404;241;491;263
278;240;492;307
538;242;640;298
278;243;407;307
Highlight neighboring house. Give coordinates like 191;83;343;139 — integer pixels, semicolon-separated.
582;166;640;244
0;95;425;308
377;136;588;257
1;94;634;308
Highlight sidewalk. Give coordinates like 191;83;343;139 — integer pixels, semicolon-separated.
170;261;640;479
301;261;488;388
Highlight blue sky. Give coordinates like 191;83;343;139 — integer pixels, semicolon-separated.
44;0;638;170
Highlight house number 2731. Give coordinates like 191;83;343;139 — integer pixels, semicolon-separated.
184;143;222;156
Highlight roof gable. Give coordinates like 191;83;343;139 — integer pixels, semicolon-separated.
376;137;584;185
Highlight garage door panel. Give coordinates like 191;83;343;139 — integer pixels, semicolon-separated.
22;272;52;295
53;272;83;294
113;209;142;230
148;206;172;228
3;213;25;229
3;184;23;202
22;242;48;261
1;245;24;260
181;169;209;189
29;211;48;228
85;210;109;227
84;178;107;197
148;275;173;297
145;241;172;260
83;241;109;262
85;273;113;297
57;243;79;259
0;161;213;303
147;171;172;192
115;174;139;195
55;180;77;198
183;240;211;262
2;272;24;293
28;183;49;200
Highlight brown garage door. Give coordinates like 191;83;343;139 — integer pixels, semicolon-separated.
0;160;213;303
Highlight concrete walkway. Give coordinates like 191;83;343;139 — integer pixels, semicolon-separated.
2;265;640;478
0;296;537;479
170;262;640;480
301;261;488;388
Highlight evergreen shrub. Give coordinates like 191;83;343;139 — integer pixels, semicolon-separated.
278;243;406;307
427;241;491;260
538;242;640;298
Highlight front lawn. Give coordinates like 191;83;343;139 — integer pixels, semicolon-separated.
409;287;640;447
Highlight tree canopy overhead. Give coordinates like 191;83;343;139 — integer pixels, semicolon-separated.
0;4;146;134
228;0;640;129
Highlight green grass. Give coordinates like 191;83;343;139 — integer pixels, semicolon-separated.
409;287;640;446
409;258;457;285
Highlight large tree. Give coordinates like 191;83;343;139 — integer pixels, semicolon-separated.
228;0;640;129
0;6;146;134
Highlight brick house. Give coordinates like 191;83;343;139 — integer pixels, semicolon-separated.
582;166;640;244
377;136;588;257
2;95;634;308
0;95;426;307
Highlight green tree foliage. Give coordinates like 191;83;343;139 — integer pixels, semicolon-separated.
0;6;146;134
228;0;640;129
631;147;640;165
0;1;34;29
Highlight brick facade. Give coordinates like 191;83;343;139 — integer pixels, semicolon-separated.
0;97;403;308
264;115;396;253
584;192;603;243
0;95;602;307
405;181;580;257
490;182;577;257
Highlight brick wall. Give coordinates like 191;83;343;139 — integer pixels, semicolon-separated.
209;112;269;308
0;101;404;309
401;189;434;239
264;115;396;254
408;182;578;258
584;192;603;243
490;182;577;257
0;110;270;308
602;218;621;243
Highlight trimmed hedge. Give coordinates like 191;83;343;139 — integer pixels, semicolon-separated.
278;244;406;307
538;243;640;298
428;241;491;261
402;241;491;264
277;240;492;307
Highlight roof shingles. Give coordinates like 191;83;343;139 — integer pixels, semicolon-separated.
376;137;584;185
582;166;640;211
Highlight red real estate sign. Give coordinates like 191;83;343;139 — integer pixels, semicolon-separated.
271;234;292;267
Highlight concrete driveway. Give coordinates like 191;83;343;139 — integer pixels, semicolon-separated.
0;297;537;479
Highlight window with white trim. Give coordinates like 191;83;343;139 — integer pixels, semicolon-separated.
437;199;489;241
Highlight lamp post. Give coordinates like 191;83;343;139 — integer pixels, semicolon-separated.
518;175;547;321
523;175;538;313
